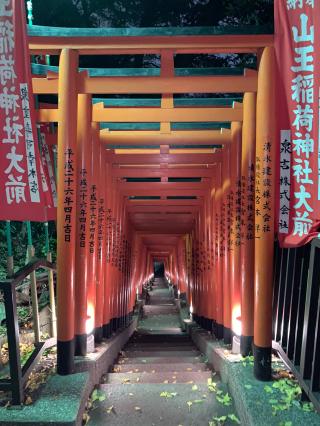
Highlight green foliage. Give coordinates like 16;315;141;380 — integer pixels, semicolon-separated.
160;391;177;399
0;221;57;278
91;389;106;402
216;391;232;406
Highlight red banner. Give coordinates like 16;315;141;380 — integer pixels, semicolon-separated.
275;0;320;247
38;124;57;219
0;0;52;221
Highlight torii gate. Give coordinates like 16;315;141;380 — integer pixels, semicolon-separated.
28;25;275;381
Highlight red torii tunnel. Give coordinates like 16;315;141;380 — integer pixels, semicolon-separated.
29;25;275;381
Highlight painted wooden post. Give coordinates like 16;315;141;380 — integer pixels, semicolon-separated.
74;94;92;355
240;92;256;356
222;146;232;343
56;48;78;374
94;124;106;342
254;47;276;381
87;123;99;337
215;163;224;339
103;161;112;338
230;121;242;338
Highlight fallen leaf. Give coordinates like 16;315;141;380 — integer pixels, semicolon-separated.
106;405;114;414
82;413;90;425
192;385;198;391
187;401;192;412
163;380;169;383
25;396;32;405
129;393;134;396
134;406;141;411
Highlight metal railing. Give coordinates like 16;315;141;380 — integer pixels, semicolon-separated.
272;238;320;412
0;258;56;405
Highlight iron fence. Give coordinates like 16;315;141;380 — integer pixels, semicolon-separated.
272;238;320;412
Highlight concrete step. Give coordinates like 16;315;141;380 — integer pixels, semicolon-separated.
104;371;212;384
88;382;232;426
111;363;210;373
119;350;201;358
116;356;203;365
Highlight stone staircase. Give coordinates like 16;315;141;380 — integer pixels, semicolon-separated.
87;278;239;425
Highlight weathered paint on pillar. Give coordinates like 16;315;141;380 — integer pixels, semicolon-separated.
240;92;256;356
74;94;92;356
254;47;276;381
57;48;78;374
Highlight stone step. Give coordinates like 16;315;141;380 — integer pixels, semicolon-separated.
88;382;232;426
123;345;197;352
135;329;186;336
127;340;193;347
116;356;204;365
119;350;201;358
111;363;209;373
104;371;212;384
131;333;190;342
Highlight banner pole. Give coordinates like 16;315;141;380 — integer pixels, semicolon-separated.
26;221;41;343
5;221;14;277
45;222;57;338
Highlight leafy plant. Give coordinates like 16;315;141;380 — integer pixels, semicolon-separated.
91;389;106;402
216;392;232;406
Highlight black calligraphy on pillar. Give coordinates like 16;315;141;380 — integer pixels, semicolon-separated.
64;148;75;242
261;142;272;234
227;191;233;251
89;184;97;254
106;208;112;263
235;179;242;246
245;163;255;241
220;202;226;257
255;155;262;238
78;168;88;248
98;197;105;261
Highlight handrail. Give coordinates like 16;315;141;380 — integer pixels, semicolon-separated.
0;257;56;289
0;257;57;405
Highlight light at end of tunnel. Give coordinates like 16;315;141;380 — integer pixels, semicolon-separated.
86;303;95;335
232;304;242;336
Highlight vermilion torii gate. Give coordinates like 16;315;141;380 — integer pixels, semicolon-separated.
28;25;275;381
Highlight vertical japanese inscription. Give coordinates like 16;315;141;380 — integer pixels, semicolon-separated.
78;168;88;248
63;148;75;242
89;184;97;254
